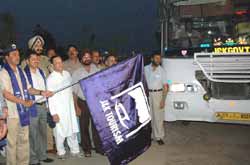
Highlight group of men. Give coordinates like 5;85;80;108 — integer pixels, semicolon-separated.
0;35;119;165
0;35;167;165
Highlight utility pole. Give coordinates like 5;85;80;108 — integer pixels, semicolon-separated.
159;0;169;57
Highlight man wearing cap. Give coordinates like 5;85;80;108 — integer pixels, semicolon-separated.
144;53;168;146
0;44;53;165
24;50;54;164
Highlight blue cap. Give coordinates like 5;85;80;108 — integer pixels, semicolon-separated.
2;44;18;55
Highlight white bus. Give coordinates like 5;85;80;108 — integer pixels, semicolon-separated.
159;0;250;124
163;46;250;124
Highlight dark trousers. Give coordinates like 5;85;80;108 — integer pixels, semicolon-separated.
29;104;48;164
77;98;103;153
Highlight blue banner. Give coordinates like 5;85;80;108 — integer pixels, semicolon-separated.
80;54;152;165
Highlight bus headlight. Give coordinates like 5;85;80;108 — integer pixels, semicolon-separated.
173;101;185;110
170;83;185;92
186;84;198;92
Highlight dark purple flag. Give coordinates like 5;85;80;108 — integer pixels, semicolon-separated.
80;54;152;165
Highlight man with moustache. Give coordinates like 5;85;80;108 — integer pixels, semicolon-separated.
144;53;168;146
72;49;103;157
63;45;82;144
22;36;51;76
91;50;105;69
24;50;54;165
0;44;53;165
63;45;82;75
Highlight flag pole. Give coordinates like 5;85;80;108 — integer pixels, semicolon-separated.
34;54;141;103
33;80;79;103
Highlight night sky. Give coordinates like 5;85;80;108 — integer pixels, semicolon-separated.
0;0;158;52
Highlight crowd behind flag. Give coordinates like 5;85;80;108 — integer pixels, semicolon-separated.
0;36;158;164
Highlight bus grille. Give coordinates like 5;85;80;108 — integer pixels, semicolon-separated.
194;53;250;83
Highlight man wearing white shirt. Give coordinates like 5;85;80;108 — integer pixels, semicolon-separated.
24;50;54;165
144;53;168;145
47;55;81;159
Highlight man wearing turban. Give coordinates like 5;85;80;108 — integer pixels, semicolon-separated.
21;35;52;75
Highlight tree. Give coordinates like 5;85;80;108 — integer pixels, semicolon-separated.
0;12;16;48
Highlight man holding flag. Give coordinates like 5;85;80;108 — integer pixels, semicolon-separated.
24;50;54;165
21;35;55;153
29;53;152;164
0;44;53;165
72;49;103;157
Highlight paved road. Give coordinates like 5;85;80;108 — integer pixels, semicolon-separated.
1;121;250;165
164;122;250;165
49;121;250;165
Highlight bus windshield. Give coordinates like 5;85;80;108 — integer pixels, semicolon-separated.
162;3;250;100
163;0;250;51
169;14;250;49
